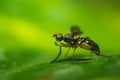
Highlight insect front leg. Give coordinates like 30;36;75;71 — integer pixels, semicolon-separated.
50;44;62;63
50;41;70;63
55;41;70;47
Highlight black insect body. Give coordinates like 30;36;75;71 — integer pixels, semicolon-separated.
51;26;100;63
63;34;77;46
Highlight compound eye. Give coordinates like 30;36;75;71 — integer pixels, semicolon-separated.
53;34;63;41
56;34;62;38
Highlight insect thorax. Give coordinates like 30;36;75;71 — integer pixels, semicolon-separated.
63;34;77;46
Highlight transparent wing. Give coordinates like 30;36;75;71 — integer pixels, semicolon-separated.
71;25;83;35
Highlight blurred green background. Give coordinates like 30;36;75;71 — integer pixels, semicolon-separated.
0;0;120;80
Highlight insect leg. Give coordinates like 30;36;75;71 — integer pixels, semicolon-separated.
50;41;70;63
55;41;70;47
72;48;76;64
50;44;62;63
64;48;71;57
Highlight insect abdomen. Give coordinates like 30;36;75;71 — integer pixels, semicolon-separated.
78;38;100;56
79;42;92;50
87;39;100;56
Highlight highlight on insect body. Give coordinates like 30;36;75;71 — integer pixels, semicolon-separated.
50;25;100;63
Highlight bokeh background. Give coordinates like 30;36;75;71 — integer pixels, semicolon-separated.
0;0;120;80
